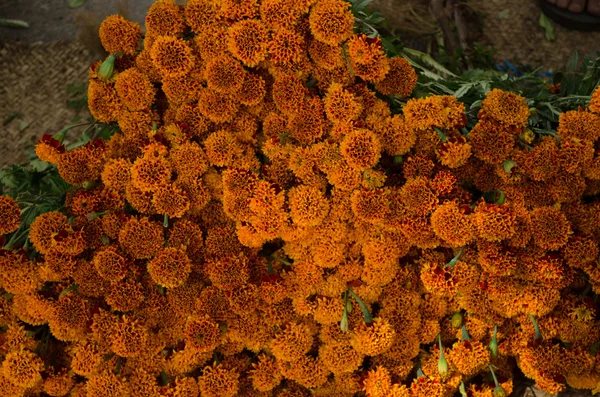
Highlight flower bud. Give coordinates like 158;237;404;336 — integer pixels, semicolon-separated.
489;325;498;358
340;307;349;333
82;180;98;190
437;335;448;376
493;386;507;397
98;54;117;80
451;312;463;328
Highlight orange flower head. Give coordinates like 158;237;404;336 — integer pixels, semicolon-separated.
150;36;195;77
561;235;598;268
347;35;390;82
184;315;221;352
49;293;91;342
152;184;190;218
378;115;417;156
474;202;516;242
86;372;130;397
0;195;21;235
205;252;250;290
249;354;282;391
2;350;44;388
308;39;344;70
319;342;364;375
185;0;222;33
222;0;259;19
98;15;141;54
29;211;69;254
350;188;390;224
198;363;239;397
480;88;530;128
270;322;313;362
278;355;330;389
88;79;123;122
350;317;396;356
309;0;354;46
530;206;571;250
43;369;74;397
447;339;489;376
272;74;308;115
431;200;476;247
198;89;240;123
118;217;164;259
556;109;600;142
340;128;382;170
288;96;328;145
409;376;445;397
268;28;305;66
323;82;363;123
437;136;472;168
260;0;300;31
101;158;131;193
288;185;330;227
205;55;246;94
125;184;155;214
35;135;65;164
468;120;516;164
227;19;269;67
145;0;186;36
375;57;418;97
105;278;145;312
400;177;439;216
238;72;266;106
130;153;172;192
114;67;156;111
147;246;192;288
111;316;148;357
403;95;466;131
92;245;128;282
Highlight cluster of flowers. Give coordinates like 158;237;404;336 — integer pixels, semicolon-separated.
1;0;600;396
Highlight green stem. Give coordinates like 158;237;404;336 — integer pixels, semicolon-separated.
461;324;471;341
446;247;465;268
163;213;169;228
528;314;542;340
271;254;292;266
489;365;500;387
348;288;373;324
434;127;449;143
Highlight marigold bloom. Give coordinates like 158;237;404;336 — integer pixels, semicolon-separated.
0;196;21;235
409;376;445;397
562;235;598;268
350;188;390;224
28;211;68;254
236;73;266;107
101;158;131;193
309;0;354;45
118;217;164;259
468;120;516;164
35;135;65;164
114;68;155;112
105;278;145;312
227;19;269;67
150;36;195;77
272;74;308;115
88;79;123;122
2;350;44;389
248;354;282;392
363;366;409;397
375;57;418;97
98;15;141;54
480;88;530;128
431;201;476;247
205;55;246;94
111;316;148;357
323;83;363;123
268;28;305;66
152;184;190;218
185;0;221;33
308;38;344;70
400;177;438;216
474;202;516;242
403;95;466;131
130;153;172;192
145;0;186;36
184;315;221;353
260;0;300;30
92;245;128;282
198;364;239;397
86;372;130;397
147;246;192;288
347;35;390;82
350;317;395;356
198;89;240;123
270;323;313;362
340;128;382;170
288;185;330;227
530;206;571;250
319;341;364;375
49;293;91;342
42;369;74;397
556;109;600;142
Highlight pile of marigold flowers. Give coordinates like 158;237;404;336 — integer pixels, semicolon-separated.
1;0;600;396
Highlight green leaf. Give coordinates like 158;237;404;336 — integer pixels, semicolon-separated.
351;0;373;12
30;160;50;172
0;19;30;28
454;83;474;99
566;51;579;73
68;0;87;8
539;13;555;41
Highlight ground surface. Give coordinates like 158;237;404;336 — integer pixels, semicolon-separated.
0;3;598;393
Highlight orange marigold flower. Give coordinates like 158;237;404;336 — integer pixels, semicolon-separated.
222;0;259;19
105;278;145;312
184;315;221;353
437;136;472;168
309;0;354;46
468;120;516;164
198;89;240;123
92;245;128;282
431;201;476;247
29;211;68;254
379;115;417;156
152;184;190;218
319;342;364;374
270;322;313;362
125;184;155;214
249;354;282;392
2;350;44;388
350;188;390;224
198;364;239;397
340;128;382;170
260;0;300;30
205;55;246;94
308;39;344;70
238;72;267;106
169;141;209;182
375;57;418;97
98;15;141;54
480;88;530;128
145;0;186;36
350;317;395;356
114;68;155;111
203;130;244;167
49;293;91;342
118;217;163;259
473;202;516;242
0;196;21;235
288;96;328;145
278;355;330;389
111;316;148;357
88;79;123;122
347;35;390;82
590;85;600;113
101;158;131;193
323;82;363;123
86;372;130;397
185;0;222;33
268;28;305;66
530;206;572;250
288;185;330;227
272;74;308;115
150;36;195;77
400;177;438;216
147;246;192;288
446;339;489;376
403;95;466;131
556;109;600;142
409;376;445;397
35;135;65;164
562;235;598;268
227;19;269;67
205;253;250;290
130;153;172;192
43;369;74;397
